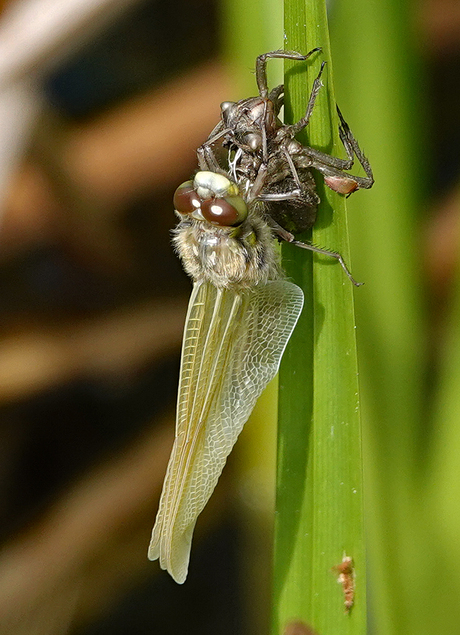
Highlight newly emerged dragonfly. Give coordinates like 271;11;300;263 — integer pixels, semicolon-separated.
148;51;373;584
148;171;303;583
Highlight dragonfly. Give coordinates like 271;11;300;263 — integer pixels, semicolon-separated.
148;170;303;583
148;51;373;584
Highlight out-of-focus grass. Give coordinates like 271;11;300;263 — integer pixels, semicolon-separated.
428;192;460;630
330;1;460;634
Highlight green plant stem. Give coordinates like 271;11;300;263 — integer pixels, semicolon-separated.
272;1;366;634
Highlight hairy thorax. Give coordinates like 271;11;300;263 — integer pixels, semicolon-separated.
173;211;280;290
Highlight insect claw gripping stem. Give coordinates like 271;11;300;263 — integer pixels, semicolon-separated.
255;48;322;98
286;60;327;137
336;105;374;189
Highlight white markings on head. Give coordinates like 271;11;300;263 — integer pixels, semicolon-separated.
194;171;237;199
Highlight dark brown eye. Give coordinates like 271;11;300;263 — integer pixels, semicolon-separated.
201;196;248;226
173;181;201;214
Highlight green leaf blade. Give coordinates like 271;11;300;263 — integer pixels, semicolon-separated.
273;1;366;634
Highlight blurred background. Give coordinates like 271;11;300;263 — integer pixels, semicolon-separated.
0;0;459;634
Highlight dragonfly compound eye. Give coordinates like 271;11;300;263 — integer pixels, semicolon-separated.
173;181;202;214
200;195;248;226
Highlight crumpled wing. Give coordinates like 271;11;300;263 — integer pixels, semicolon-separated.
148;279;303;583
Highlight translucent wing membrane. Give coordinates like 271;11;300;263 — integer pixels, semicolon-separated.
148;279;303;583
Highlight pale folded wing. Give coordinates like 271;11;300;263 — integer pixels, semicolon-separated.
148;279;304;583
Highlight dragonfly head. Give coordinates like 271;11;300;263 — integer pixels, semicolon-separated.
174;172;248;228
172;173;279;289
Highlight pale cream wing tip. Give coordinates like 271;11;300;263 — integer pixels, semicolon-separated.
147;545;189;584
147;516;161;561
147;540;159;562
147;521;191;584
